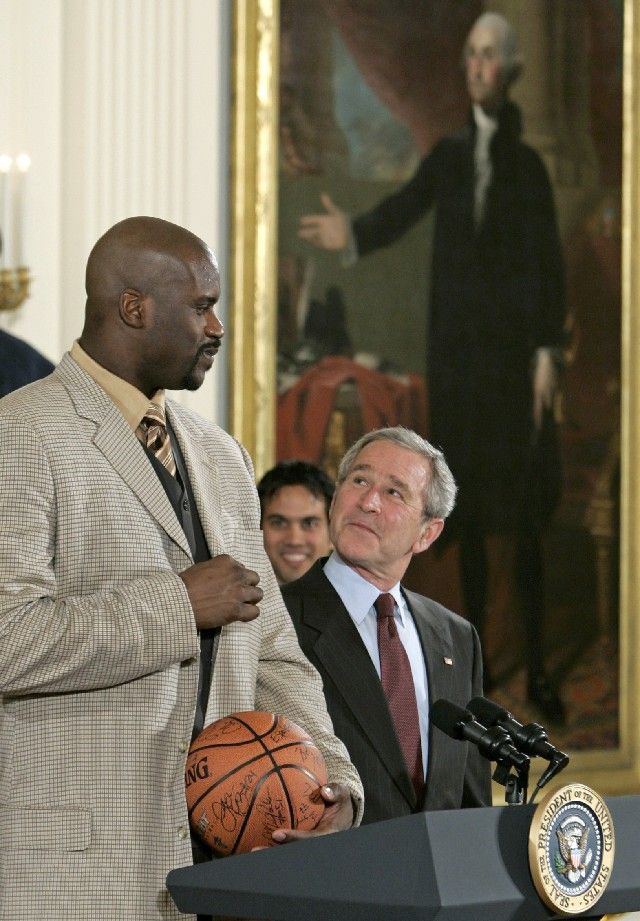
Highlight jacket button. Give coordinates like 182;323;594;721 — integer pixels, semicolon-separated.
178;740;188;753
178;825;188;839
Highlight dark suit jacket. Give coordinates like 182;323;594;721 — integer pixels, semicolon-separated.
0;329;54;398
282;559;492;825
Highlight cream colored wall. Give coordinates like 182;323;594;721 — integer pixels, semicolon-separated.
0;0;63;363
0;0;231;424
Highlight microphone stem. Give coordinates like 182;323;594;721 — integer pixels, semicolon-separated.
505;774;526;805
493;759;529;805
527;752;569;804
508;764;529;805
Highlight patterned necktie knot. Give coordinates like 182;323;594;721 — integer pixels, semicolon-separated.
375;592;398;636
139;403;176;477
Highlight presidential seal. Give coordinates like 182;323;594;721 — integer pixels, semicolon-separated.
528;783;615;915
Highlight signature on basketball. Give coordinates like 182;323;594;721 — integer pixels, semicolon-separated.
257;790;288;832
211;771;257;831
297;792;315;820
296;743;313;762
270;726;290;743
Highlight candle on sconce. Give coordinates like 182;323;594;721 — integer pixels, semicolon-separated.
14;153;30;267
0;154;12;270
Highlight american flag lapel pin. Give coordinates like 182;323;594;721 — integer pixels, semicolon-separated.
443;656;453;666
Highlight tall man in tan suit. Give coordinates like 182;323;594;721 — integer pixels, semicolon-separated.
0;217;363;921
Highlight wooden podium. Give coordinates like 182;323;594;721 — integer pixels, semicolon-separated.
167;796;640;920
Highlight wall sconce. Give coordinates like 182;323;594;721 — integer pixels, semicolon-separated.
0;152;31;312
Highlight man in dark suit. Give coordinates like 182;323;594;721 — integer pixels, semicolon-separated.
0;328;54;397
0;229;54;398
298;13;566;723
282;426;492;824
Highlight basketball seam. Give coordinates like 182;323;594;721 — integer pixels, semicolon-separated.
229;763;324;857
188;712;282;754
186;740;318;818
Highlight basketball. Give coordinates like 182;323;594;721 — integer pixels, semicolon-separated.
184;710;328;856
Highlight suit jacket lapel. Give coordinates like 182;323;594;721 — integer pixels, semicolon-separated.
404;589;457;811
57;356;191;558
302;566;416;808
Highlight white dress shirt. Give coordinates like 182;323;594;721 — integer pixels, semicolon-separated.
323;551;429;778
472;103;498;227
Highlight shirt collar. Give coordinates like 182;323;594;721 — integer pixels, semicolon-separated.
70;340;165;431
323;551;405;625
472;103;498;135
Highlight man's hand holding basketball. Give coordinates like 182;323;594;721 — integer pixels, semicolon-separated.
180;554;263;629
269;782;354;844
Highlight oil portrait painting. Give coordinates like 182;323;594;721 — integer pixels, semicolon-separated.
232;0;640;792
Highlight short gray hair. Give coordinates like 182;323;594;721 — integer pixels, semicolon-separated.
464;12;523;85
336;426;457;520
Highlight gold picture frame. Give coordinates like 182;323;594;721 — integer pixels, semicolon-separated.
230;0;640;795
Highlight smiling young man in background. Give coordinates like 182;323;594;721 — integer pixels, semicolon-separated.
258;460;334;584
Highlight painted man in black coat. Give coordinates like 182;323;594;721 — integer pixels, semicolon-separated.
299;13;566;722
282;427;491;824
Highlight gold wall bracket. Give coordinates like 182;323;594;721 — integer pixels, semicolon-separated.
0;266;31;311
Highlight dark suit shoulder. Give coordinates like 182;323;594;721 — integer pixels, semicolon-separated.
516;144;555;195
432;127;470;156
281;558;331;598
403;588;471;633
0;330;55;399
281;558;334;625
403;589;481;677
0;329;53;368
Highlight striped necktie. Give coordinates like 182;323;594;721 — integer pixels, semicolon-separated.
138;402;176;477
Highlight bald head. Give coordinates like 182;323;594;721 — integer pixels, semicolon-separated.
79;216;223;396
85;216;215;313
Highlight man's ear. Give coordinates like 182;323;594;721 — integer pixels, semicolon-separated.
412;517;444;556
119;289;146;328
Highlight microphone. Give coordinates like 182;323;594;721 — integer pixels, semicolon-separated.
430;699;529;771
467;697;569;769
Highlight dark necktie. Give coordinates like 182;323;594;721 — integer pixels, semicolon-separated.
375;592;424;799
138;403;176;477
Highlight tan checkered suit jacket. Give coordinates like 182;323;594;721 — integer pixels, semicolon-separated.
0;354;362;921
